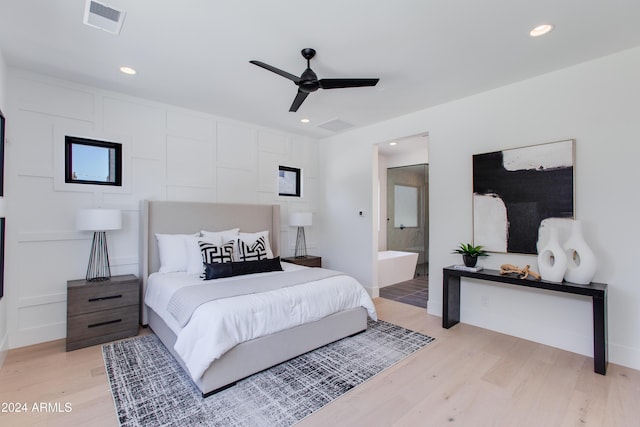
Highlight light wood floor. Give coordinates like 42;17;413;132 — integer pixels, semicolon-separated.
1;298;638;426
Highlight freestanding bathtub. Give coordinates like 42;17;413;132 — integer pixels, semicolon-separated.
378;250;419;287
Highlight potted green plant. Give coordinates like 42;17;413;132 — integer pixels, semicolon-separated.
453;243;489;267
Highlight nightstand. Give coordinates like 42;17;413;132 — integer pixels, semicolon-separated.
66;274;140;351
281;255;322;268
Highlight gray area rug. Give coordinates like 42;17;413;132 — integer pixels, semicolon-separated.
102;319;435;427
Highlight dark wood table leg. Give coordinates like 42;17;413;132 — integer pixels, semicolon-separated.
592;291;608;375
442;271;461;328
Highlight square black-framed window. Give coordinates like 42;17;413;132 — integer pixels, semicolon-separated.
65;136;122;186
278;165;301;197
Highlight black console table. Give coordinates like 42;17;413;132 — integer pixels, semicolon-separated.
442;266;608;375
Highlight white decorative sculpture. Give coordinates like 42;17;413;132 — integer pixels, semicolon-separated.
537;224;568;282
563;220;597;285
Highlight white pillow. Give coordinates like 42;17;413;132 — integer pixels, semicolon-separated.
200;228;240;245
155;233;199;273
236;231;274;260
188;228;239;274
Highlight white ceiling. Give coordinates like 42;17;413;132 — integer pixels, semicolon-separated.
1;0;639;139
377;134;428;156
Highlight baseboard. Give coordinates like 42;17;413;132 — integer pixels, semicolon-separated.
369;285;380;299
426;300;442;317
609;342;640;371
10;322;65;349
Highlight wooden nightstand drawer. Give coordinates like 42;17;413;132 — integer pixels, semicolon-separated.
66;274;140;351
67;281;138;316
67;305;138;342
281;256;322;268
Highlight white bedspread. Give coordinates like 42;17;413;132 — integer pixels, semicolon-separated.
144;262;377;380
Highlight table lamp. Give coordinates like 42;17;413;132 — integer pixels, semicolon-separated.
289;212;312;258
77;208;122;281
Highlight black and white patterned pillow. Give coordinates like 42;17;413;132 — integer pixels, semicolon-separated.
237;236;268;261
199;240;234;265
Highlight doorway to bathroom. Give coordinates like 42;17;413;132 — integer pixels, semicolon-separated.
380;164;429;307
377;134;429;308
386;164;429;277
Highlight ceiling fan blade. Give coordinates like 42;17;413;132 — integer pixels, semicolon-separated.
289;90;310;112
318;78;379;89
249;60;300;83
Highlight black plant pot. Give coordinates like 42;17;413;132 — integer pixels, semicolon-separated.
463;254;478;267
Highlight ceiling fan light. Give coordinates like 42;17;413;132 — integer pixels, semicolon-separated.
530;24;554;37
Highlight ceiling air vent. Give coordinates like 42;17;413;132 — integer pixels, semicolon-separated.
317;119;354;132
83;0;126;35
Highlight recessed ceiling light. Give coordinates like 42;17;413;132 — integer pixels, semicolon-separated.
120;66;136;75
300;118;310;123
530;24;554;37
389;142;397;146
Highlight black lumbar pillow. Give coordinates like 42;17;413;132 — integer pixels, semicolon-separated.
203;262;233;280
204;257;283;280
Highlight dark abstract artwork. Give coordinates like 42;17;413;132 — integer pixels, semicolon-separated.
473;140;575;254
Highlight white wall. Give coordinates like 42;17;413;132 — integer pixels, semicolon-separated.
319;46;640;370
0;48;8;368
320;138;378;293
5;69;319;349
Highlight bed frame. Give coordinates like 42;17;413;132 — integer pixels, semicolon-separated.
139;200;368;396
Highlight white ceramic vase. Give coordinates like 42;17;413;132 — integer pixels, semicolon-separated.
537;225;568;282
563;220;597;285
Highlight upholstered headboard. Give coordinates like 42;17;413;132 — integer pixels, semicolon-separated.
139;200;281;324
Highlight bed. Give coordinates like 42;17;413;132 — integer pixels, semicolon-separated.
139;200;376;396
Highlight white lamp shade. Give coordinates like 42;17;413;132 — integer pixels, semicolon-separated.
289;212;312;227
77;209;122;231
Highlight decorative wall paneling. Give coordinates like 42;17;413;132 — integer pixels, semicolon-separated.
5;70;319;348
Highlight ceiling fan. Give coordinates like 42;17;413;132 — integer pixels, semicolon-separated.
250;48;379;112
